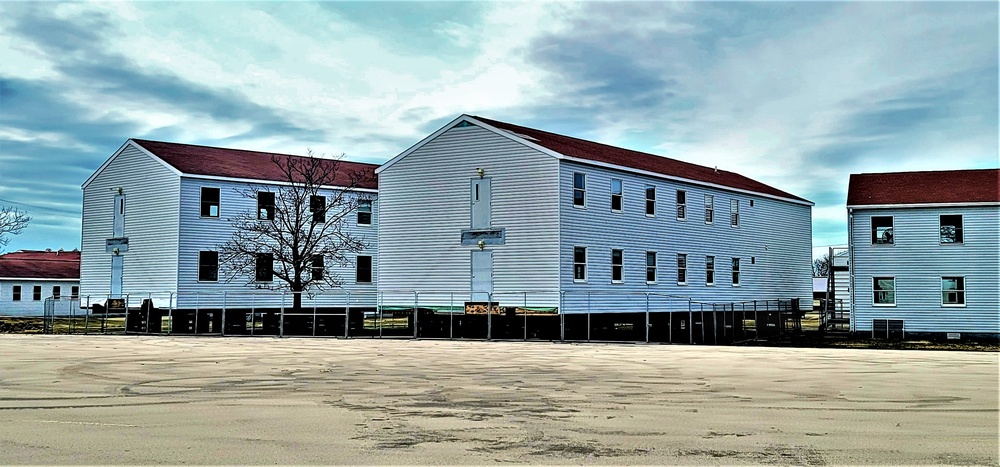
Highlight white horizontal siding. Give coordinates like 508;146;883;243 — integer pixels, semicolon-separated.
0;280;79;316
80;143;180;299
850;206;1000;334
377;124;561;307
175;178;377;309
559;161;812;313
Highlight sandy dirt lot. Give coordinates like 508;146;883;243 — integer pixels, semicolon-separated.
0;335;996;465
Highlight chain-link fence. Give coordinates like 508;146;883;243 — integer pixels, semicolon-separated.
44;290;803;344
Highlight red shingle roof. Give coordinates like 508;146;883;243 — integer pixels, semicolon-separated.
0;250;80;279
847;169;1000;206
472;116;809;203
132;139;379;190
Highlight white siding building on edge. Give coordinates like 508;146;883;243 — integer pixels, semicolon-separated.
849;205;1000;336
0;279;79;317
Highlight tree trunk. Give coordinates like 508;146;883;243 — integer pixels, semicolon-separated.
292;286;302;311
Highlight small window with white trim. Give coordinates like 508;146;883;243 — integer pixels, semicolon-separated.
730;199;739;227
705;256;715;285
646;251;657;283
611;249;623;283
871;216;893;244
257;192;275;220
12;285;20;301
704;194;714;224
198;251;218;282
200;187;220;217
731;258;741;286
645;185;656;216
52;286;61;300
676;190;686;219
573;247;587;281
573;173;586;207
940;215;963;244
873;277;895;305
357;200;372;226
677;253;687;285
941;277;964;306
255;253;274;282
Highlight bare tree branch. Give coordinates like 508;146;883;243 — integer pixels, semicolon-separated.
217;151;373;310
0;206;30;250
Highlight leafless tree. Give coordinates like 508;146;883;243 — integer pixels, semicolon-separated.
218;152;374;310
0;206;30;250
812;253;831;277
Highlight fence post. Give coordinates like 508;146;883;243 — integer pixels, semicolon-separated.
250;293;255;337
523;292;528;341
280;291;286;338
645;293;650;344
195;293;200;335
559;291;565;342
312;295;317;337
586;291;591;343
345;292;351;339
413;291;419;339
487;292;492;341
84;295;91;335
449;292;454;340
221;291;227;337
167;293;174;335
688;299;693;344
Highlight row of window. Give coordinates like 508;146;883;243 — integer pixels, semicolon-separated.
200;188;373;225
870;214;964;245
10;285;79;301
872;276;966;306
574;173;746;226
197;251;373;284
573;247;743;286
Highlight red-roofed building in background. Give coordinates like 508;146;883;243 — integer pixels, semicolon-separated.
0;249;80;317
847;168;1000;340
80;139;380;324
375;114;814;317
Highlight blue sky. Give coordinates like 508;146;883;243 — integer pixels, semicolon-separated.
1;1;997;258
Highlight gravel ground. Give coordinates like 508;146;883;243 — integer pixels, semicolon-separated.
0;335;997;465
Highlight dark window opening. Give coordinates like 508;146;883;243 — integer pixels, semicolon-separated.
198;251;219;282
200;187;220;217
312;255;324;281
573;173;586;207
611;179;622;212
311;195;326;223
356;255;373;283
573;246;587;281
357;200;372;225
255;253;274;282
871;216;893;244
257;192;275;220
940;215;963;243
52;286;61;300
33;286;41;301
71;286;79;300
12;285;21;301
611;249;623;282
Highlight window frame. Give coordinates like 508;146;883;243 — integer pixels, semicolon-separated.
872;276;896;306
730;199;739;227
257;191;275;220
33;285;41;301
200;187;221;218
52;286;61;300
611;249;624;283
676;190;686;220
311;195;326;223
356;255;373;284
12;285;20;301
71;286;79;300
573;173;586;208
573;246;587;282
939;214;963;244
705;256;715;286
731;258;741;286
198;251;219;282
357;199;373;226
871;216;894;245
645;185;656;217
645;251;657;284
610;179;623;213
311;254;324;281
941;276;965;307
704;194;714;224
255;253;274;283
677;253;687;285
